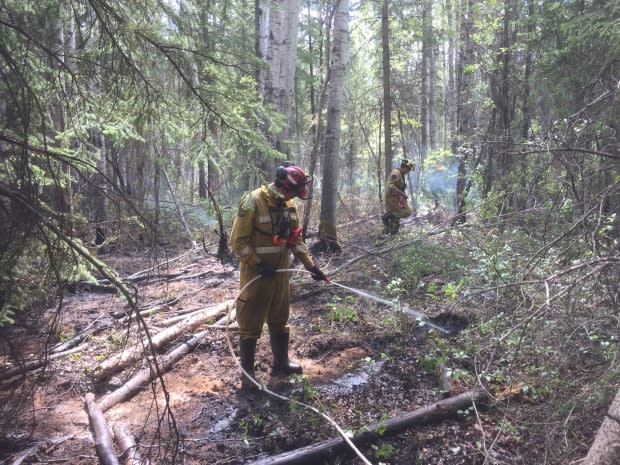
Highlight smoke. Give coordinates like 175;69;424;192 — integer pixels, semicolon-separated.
416;161;458;212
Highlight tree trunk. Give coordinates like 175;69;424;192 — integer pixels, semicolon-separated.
319;0;349;251
163;166;194;245
256;0;270;97
48;6;73;225
198;160;207;200
453;0;475;223
263;0;301;167
381;0;392;175
582;387;620;465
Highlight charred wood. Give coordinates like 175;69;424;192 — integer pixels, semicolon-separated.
85;393;120;465
247;386;489;465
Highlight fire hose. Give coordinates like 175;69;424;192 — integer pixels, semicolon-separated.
224;267;450;464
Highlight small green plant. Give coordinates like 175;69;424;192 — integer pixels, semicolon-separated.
425;282;440;300
446;368;469;381
326;295;357;322
239;413;264;445
457;405;474;417
385;277;406;303
376;413;389;435
443;280;462;302
239;418;250;445
290;374;320;404
372;442;395;460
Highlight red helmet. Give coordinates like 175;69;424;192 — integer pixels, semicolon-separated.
275;162;312;199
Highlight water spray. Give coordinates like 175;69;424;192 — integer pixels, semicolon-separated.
326;280;451;335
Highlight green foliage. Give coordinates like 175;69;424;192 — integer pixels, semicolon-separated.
388;237;469;293
384;277;406;303
372;442;396;460
326;295;358;322
0;233;98;328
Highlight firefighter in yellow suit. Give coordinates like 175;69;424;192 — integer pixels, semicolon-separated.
230;162;327;391
382;159;414;235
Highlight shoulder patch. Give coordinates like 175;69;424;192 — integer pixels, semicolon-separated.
237;193;255;217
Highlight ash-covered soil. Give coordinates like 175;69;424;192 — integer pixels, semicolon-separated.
0;230;529;465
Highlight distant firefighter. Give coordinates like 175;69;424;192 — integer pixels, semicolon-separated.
382;159;414;235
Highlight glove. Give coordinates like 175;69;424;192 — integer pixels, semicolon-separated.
256;261;277;277
308;265;328;282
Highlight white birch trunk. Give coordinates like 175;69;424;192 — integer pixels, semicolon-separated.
265;0;300;157
255;0;270;97
319;0;349;246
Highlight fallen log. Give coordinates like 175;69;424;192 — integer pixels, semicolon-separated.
0;344;86;382
247;386;489;465
113;423;149;465
94;300;232;381
85;393;120;465
157;302;226;327
51;318;108;354
98;326;219;412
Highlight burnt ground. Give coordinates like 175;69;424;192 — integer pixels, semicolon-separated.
1;229;534;465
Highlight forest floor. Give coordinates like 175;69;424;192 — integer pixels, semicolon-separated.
1;219;543;465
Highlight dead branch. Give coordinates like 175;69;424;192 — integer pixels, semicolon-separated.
7;436;74;465
124;247;202;281
246;386;489;465
93;300;233;381
51;317;108;354
85;393;120;465
97;325;221;412
113;423;149;465
8;445;39;465
0;344;86;382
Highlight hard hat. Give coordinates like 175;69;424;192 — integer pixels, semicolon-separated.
401;159;414;170
275;161;312;199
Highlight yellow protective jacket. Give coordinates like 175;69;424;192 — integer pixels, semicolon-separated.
385;168;412;218
230;184;314;338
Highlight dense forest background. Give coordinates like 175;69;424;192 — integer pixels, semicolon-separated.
0;0;618;464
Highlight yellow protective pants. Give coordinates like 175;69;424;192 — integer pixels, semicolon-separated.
236;261;290;339
386;195;412;219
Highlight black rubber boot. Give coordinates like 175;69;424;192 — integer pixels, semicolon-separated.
387;214;400;235
381;213;390;234
239;338;258;391
270;332;303;376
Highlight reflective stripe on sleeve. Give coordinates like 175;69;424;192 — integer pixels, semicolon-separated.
258;215;271;224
